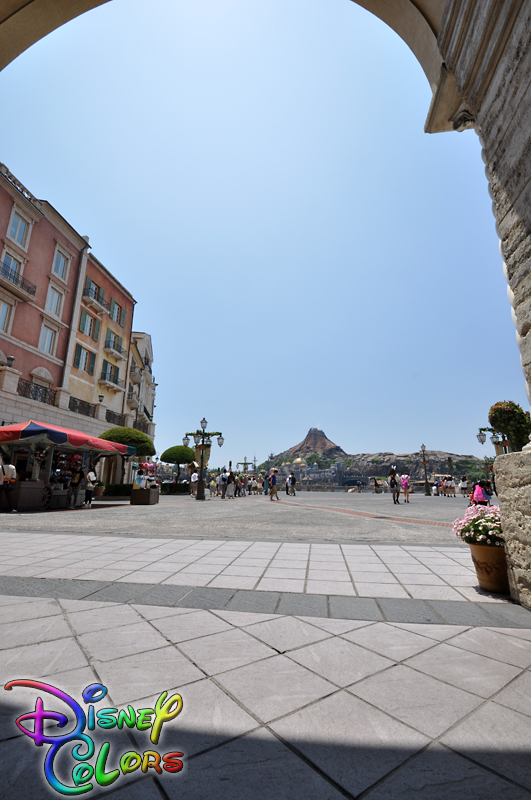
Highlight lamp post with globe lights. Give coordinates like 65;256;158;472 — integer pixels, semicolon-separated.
183;418;224;501
420;444;431;496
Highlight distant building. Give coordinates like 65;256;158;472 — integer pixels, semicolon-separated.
0;163;156;456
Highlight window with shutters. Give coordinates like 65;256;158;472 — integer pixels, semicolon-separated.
79;309;100;341
109;298;126;327
73;343;96;375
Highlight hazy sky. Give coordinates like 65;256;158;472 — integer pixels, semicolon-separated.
0;0;525;465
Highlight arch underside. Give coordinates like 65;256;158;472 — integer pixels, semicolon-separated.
0;0;446;85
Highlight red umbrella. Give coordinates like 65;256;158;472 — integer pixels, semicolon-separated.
0;420;135;455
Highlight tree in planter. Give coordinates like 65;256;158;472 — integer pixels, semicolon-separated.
160;445;195;481
488;401;531;452
99;427;155;483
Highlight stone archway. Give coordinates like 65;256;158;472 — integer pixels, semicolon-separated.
2;0;531;605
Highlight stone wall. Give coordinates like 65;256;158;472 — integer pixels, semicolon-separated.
494;452;531;610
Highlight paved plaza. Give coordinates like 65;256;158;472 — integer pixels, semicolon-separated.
1;493;531;798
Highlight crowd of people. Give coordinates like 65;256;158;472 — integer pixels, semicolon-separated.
384;468;494;506
188;467;298;500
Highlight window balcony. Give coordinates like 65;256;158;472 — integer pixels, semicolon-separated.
127;391;139;409
129;365;141;384
98;370;125;392
133;419;149;434
83;286;110;314
104;337;127;361
106;409;125;426
0;261;36;300
17;378;56;405
68;396;96;418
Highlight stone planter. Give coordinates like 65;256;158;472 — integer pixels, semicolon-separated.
94;486;105;498
469;543;510;593
130;487;159;505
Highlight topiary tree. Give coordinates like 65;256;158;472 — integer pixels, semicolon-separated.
160;445;195;481
99;427;156;483
488;401;531;452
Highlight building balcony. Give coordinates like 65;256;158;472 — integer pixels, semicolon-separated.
68;396;96;418
106;409;125;426
98;371;124;392
83;287;110;314
104;338;127;361
0;261;36;300
17;377;56;405
127;391;139;409
133;418;149;434
129;365;141;384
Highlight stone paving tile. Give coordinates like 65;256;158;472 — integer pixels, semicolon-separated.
93;647;204;705
133;678;258;758
441;702;531;791
207;576;258;589
390;622;470;640
276;593;328;618
404;585;467;601
0;597;61;623
162;574;217;587
211;609;281;626
376;599;442;624
288;636;394;686
150;609;233;643
66;603;142;635
448;628;531;668
243;616;331;652
271;691;429;798
494;671;531;718
176;588;236;610
300;617;375;635
456;586;511;603
178;628;275;674
404;642;521;697
306;581;356;596
350;664;483;737
356;584;410;599
215;655;335;722
342;623;437;660
166;728;346;800
426;601;501;627
225;590;280;613
363;743;531;799
329;596;383;620
478;604;531;627
0;615;72;649
131;603;197;620
255;578;306;593
0;637;88;678
78;620;169;662
491;627;531;641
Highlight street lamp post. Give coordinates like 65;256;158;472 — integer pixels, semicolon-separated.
420;444;431;496
183;418;224;501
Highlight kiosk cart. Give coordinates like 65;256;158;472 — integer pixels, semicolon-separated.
0;420;135;512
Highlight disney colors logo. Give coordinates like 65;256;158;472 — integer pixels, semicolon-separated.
4;679;184;795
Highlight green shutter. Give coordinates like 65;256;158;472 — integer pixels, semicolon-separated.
106;327;111;346
110;298;116;319
117;335;123;351
79;309;87;333
113;365;120;383
88;352;95;376
93;318;100;341
74;343;82;368
85;275;92;291
120;307;126;327
102;358;109;378
98;287;105;305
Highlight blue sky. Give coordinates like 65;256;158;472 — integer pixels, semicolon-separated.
0;0;525;465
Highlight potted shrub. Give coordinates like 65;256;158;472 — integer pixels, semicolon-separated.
453;505;509;592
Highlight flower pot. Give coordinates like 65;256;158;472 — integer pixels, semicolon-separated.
469;543;509;593
94;486;104;497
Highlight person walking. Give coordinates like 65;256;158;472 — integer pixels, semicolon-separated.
400;472;410;503
190;469;198;496
0;454;17;513
257;475;263;494
220;469;228;499
84;466;98;509
68;464;85;509
269;469;279;501
226;471;235;499
388;469;400;504
209;475;216;496
263;475;269;495
459;476;468;497
288;472;296;496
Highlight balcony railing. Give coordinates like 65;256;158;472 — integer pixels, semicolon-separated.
69;396;96;418
17;378;56;405
104;337;127;357
99;370;125;389
0;261;36;297
133;419;149;434
106;409;125;426
143;405;153;421
83;286;110;312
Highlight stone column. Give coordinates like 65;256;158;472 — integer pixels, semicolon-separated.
494;452;531;610
54;388;71;410
0;367;21;395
